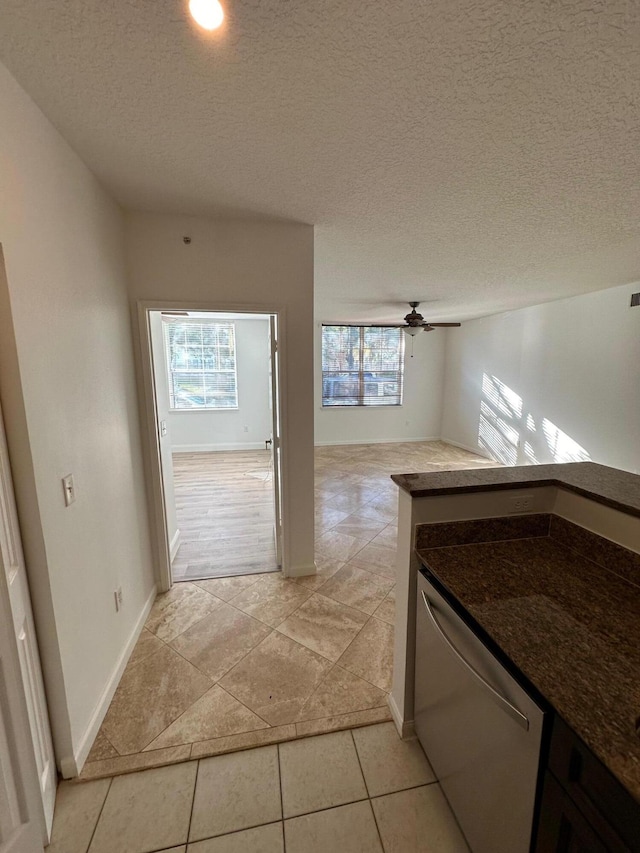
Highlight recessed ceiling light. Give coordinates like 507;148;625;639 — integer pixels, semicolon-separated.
189;0;224;30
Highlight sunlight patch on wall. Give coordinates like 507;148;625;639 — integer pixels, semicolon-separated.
478;374;523;465
542;418;591;463
478;374;591;466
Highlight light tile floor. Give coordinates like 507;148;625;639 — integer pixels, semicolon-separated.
51;722;470;852
83;441;495;779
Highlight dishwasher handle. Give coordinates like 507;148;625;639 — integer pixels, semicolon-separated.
421;590;529;731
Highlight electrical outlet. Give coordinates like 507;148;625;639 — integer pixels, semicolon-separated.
243;425;249;433
62;474;75;506
114;586;123;612
508;494;535;513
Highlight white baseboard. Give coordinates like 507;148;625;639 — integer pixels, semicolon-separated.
314;436;441;447
172;442;266;453
60;584;157;778
388;693;415;739
169;528;181;562
284;562;317;579
440;437;495;461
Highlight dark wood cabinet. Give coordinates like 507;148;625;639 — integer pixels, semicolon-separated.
535;716;640;852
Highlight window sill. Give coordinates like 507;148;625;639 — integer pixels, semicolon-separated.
169;407;240;413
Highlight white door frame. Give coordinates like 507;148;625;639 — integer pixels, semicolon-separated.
0;408;48;853
136;300;288;592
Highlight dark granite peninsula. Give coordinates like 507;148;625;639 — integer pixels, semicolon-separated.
390;462;640;852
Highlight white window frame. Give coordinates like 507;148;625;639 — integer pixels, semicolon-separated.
163;318;239;411
321;325;405;408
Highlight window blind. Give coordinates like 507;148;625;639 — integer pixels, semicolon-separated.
321;325;404;407
163;320;238;409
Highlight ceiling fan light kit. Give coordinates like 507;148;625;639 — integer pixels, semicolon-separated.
370;302;462;335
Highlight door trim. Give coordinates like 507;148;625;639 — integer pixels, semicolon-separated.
136;300;288;592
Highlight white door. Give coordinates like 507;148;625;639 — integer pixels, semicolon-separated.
0;401;55;842
268;316;283;568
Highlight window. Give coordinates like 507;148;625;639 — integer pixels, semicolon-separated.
163;320;238;409
321;325;404;407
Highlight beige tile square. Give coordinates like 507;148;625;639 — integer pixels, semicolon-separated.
364;493;399;517
189;745;281;841
194;575;261;601
86;730;118;762
352;722;435;796
338;617;394;692
188;822;284;852
145;685;268;749
169;602;271;681
371;785;469;852
322;492;367;514
279;730;367;817
229;574;311;627
297;665;388;722
146;583;221;642
276;594;368;661
314;530;369;563
129;628;166;666
332;514;388;541
48;778;111;853
284;801;383;853
349;543;397;579
315;506;351;534
88;762;197;853
371;522;398;550
101;644;211;754
373;586;396;625
320;565;393;615
294;555;344;591
219;632;332;726
357;502;397;524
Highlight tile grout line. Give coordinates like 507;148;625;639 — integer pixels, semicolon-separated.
83;775;113;853
277;742;286;850
349;729;387;852
185;757;201;848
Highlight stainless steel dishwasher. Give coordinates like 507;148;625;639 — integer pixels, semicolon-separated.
414;569;546;853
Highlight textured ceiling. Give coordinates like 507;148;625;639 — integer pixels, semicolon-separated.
1;0;639;321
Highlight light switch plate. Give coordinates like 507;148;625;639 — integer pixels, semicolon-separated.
62;474;75;506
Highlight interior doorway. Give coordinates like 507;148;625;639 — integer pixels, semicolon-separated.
146;309;283;585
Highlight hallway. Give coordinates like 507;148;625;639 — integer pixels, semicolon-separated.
82;441;495;781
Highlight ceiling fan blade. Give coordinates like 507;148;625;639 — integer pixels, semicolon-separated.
422;322;461;327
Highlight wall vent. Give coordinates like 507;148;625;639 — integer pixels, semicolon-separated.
631;292;640;307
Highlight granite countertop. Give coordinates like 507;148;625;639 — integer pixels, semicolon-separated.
392;461;640;518
415;514;640;803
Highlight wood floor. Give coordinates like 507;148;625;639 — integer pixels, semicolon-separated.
171;450;278;582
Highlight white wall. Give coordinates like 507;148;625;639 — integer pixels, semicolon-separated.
0;63;156;774
314;325;445;445
157;317;272;452
126;212;315;576
441;282;640;474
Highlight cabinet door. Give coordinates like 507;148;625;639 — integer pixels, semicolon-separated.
536;772;610;853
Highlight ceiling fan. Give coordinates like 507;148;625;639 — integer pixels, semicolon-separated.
372;302;462;336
